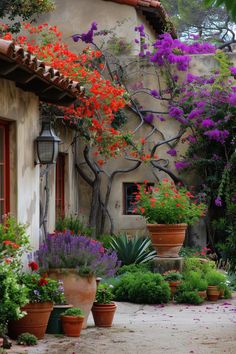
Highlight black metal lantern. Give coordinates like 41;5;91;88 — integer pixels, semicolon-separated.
35;121;61;164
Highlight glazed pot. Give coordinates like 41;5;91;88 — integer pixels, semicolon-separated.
92;302;117;327
207;286;220;301
46;304;73;334
61;315;84;337
8;302;53;339
48;269;97;328
147;224;187;258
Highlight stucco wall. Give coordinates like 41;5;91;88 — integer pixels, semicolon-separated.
39;0;140;54
0;79;40;249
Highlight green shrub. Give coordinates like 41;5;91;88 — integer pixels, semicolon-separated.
116;263;152;275
17;333;38;346
224;287;232;299
0;262;28;335
206;271;226;286
163;270;183;282
183;257;215;275
175;289;204;305
62;307;84;317
55;216;92;236
184;271;208;291
109;234;156;265
113;272;171;304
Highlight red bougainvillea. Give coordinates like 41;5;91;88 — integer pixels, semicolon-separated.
2;24;128;157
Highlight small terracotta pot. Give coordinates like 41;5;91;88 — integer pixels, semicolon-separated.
207;286;220;301
61;315;84;337
92;302;117;327
168;281;181;299
8;302;53;339
198;290;207;300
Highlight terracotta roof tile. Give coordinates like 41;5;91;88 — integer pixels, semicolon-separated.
104;0;176;38
0;39;82;106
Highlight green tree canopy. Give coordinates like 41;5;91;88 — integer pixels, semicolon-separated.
163;0;235;49
0;0;54;33
204;0;236;22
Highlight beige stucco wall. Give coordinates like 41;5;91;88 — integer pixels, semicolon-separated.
39;0;141;54
0;79;40;249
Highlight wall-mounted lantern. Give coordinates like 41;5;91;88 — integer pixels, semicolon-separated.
35;121;61;164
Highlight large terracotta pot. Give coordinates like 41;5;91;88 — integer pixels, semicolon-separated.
147;223;187;258
61;315;84;337
48;269;97;328
8;302;53;339
92;302;117;327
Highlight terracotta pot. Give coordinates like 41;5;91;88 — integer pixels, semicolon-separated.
207;286;220;301
147;224;187;258
46;304;73;334
61;315;84;337
92;302;117;327
168;280;181;299
8;302;53;339
48;269;97;328
198;290;207;300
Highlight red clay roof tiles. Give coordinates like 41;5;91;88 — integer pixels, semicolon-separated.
0;39;82;106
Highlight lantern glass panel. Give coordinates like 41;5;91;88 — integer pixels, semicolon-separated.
53;141;59;163
38;141;54;163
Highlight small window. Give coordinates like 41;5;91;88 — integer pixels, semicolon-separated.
123;182;154;215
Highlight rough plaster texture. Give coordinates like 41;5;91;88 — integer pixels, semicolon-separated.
0;79;40;249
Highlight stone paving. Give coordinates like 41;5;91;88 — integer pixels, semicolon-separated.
5;294;236;354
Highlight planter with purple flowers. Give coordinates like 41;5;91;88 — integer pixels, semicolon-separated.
36;232;121;329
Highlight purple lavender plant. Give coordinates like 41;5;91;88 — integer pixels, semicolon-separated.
36;232;120;277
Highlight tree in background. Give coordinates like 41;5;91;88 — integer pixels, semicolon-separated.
0;0;54;33
163;0;235;50
204;0;236;22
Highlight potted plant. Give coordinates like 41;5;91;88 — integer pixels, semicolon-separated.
36;232;120;328
0;262;28;349
135;179;206;258
163;270;182;298
46;280;73;334
61;307;84;337
92;283;117;327
0;217;31;348
8;261;65;339
206;270;226;301
184;271;208;299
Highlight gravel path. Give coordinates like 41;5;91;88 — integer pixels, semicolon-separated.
7;294;236;354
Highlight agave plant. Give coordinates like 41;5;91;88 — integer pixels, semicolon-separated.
109;234;156;265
